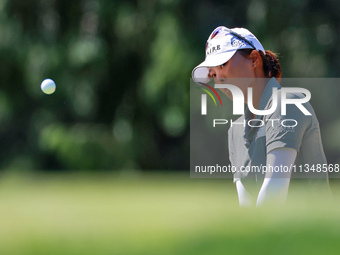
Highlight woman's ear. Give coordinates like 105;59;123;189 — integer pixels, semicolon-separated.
249;50;261;68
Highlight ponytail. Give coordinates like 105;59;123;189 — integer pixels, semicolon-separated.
238;49;282;82
260;50;282;80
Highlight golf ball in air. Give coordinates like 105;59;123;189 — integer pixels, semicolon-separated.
41;79;56;94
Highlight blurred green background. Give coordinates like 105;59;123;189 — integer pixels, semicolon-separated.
1;0;340;172
1;0;340;254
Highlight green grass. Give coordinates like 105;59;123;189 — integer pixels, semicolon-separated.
0;172;339;255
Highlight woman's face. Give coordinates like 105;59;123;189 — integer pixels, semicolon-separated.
208;50;259;100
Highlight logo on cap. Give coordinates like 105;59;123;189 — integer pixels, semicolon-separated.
206;45;221;55
231;37;248;48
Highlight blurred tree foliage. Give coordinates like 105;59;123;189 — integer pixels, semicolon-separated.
0;0;340;172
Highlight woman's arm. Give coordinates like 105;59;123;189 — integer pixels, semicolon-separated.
256;147;297;206
236;179;255;207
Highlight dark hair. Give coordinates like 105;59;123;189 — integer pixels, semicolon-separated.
238;49;282;80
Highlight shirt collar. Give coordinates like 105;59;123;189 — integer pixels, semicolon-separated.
258;77;281;111
243;78;281;144
245;77;281;120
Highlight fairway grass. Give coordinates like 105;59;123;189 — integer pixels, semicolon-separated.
0;172;339;255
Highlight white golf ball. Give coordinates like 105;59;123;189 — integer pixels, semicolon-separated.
41;79;56;94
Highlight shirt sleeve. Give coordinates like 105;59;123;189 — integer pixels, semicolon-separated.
265;92;313;153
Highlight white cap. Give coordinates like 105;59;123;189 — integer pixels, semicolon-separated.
192;26;266;83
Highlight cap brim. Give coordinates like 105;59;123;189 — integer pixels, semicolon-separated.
192;50;237;84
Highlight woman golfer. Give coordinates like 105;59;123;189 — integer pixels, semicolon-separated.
192;26;331;206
